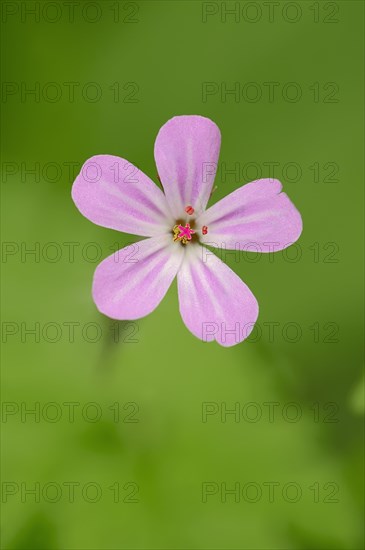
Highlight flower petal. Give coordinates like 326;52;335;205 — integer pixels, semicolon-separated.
177;245;259;347
154;115;221;218
93;235;184;320
197;179;303;252
72;155;173;237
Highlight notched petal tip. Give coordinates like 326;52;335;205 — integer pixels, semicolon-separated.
159;113;221;133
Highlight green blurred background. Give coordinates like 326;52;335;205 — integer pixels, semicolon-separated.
1;1;364;548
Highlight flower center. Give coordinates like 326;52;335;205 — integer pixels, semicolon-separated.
172;206;208;245
173;223;195;244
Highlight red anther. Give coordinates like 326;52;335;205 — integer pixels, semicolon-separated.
185;205;194;216
202;226;208;235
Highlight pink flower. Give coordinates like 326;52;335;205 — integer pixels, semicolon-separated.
72;115;302;347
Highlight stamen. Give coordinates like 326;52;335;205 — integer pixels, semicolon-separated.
202;226;208;235
185;205;195;216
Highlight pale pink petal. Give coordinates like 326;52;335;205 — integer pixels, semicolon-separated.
72;155;173;237
154;115;221;219
197;179;303;252
177;245;259;347
93;235;183;320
